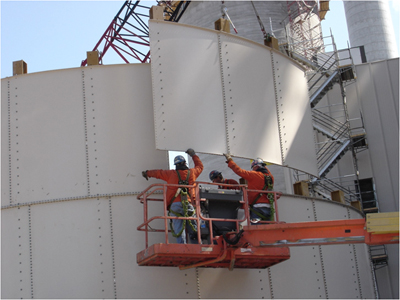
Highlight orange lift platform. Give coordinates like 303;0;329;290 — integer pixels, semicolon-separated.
136;182;399;270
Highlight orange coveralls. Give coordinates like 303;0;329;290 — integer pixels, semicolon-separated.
227;160;274;205
146;155;204;207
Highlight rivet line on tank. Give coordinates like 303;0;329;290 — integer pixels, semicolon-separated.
82;70;91;195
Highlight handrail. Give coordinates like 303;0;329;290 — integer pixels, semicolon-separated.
136;181;282;248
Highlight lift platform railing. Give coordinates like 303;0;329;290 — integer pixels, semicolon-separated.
136;181;282;248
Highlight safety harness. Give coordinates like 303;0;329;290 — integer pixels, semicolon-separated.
249;173;275;221
168;170;197;237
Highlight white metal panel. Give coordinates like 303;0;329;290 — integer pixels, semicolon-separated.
272;52;318;176
1;207;32;299
150;21;227;154
387;58;399;114
321;243;362;299
30;198;115;299
149;20;318;175
219;34;281;163
270;246;326;299
356;62;398;212
314;202;365;298
313;199;350;221
276;195;315;223
369;61;399;206
111;195;198;299
82;64;168;195
353;244;377;298
198;268;271;299
3;70;87;204
270;196;326;298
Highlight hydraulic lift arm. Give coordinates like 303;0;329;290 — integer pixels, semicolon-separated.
241;213;399;248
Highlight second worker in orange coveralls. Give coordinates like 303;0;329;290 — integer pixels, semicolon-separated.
142;148;204;244
223;153;281;224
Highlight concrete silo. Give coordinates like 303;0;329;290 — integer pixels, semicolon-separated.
344;0;398;62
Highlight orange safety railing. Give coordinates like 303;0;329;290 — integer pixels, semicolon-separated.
136;181;282;248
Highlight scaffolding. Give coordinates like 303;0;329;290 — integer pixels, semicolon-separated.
283;1;387;274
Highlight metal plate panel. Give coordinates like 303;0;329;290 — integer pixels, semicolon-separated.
369;61;399;204
111;195;198;299
3;70;87;204
30;198;115;299
321;243;362;299
314;202;362;298
353;244;377;298
314;198;350;221
276;195;315;223
270;196;325;298
149;21;318;175
272;53;318;176
198;268;271;299
387;58;399;114
270;246;326;299
150;21;227;154
82;64;168;195
219;35;281;163
1;207;32;299
355;63;397;211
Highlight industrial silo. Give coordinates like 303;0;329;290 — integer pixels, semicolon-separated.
344;0;398;62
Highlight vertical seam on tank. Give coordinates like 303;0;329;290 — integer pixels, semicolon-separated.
348;207;363;298
109;197;117;299
218;33;230;154
7;79;13;204
82;70;91;195
196;267;201;299
270;50;285;164
313;199;328;298
29;205;34;298
268;267;274;298
151;25;161;149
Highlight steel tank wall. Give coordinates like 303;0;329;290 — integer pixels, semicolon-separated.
2;63;377;299
344;0;398;62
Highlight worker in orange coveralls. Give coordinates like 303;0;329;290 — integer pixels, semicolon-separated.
142;148;203;244
223;153;281;224
209;170;240;190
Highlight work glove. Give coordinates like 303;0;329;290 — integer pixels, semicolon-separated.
142;170;149;180
186;148;196;157
223;153;232;163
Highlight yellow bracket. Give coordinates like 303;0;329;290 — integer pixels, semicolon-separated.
366;212;399;234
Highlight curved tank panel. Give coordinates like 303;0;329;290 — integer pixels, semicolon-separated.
149;20;318;176
1;193;376;298
1;64;169;208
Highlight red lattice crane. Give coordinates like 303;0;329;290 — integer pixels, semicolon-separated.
80;0;190;66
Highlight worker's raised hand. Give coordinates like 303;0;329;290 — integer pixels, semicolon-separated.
142;170;149;180
186;148;196;157
223;153;232;163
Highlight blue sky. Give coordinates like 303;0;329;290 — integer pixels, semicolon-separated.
1;1;399;78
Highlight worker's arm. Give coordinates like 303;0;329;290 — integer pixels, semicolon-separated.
227;159;253;180
191;155;204;177
146;169;172;182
